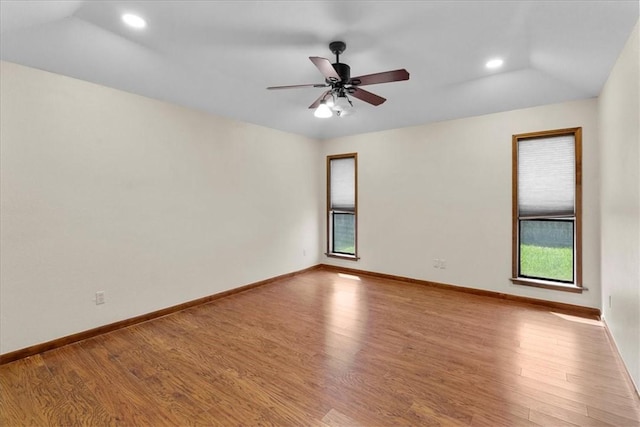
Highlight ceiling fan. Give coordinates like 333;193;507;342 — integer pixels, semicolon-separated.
267;41;410;118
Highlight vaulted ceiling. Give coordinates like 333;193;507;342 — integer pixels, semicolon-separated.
1;1;637;139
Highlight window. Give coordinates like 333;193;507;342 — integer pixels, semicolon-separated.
512;128;582;292
327;153;358;259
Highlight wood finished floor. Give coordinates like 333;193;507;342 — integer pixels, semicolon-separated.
1;269;639;426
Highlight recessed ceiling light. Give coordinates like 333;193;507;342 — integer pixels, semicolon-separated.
122;13;146;29
486;58;504;69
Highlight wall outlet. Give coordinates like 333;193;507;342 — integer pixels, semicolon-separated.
303;249;306;256
440;260;447;269
433;259;439;268
96;291;105;305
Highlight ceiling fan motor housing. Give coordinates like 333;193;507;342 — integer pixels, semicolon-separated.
331;62;351;84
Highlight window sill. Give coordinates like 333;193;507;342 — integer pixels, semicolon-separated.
510;277;583;293
325;253;360;261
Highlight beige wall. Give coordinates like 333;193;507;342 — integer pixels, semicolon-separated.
599;21;640;388
0;61;322;354
322;98;600;309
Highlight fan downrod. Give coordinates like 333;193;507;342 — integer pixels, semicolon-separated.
327;41;349;83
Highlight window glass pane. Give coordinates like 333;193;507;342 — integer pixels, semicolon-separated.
333;213;355;254
330;157;355;212
518;135;575;217
519;219;573;282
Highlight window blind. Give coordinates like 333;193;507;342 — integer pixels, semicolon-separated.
330;157;355;212
518;135;575;218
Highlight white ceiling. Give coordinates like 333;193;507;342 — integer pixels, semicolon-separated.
1;1;637;140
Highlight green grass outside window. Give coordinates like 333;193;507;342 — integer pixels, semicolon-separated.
520;244;573;282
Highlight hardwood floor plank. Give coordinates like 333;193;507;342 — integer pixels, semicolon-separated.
321;408;363;426
0;356;58;426
47;369;114;426
48;340;182;425
514;370;640;419
527;401;615;426
587;404;640;426
528;409;583;427
567;371;634;391
375;356;532;423
34;346;113;425
1;268;638;425
471;410;539;427
405;401;472;426
521;366;637;400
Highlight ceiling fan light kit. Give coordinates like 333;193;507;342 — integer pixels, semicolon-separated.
267;41;410;118
312;91;354;119
314;100;333;118
333;94;354;117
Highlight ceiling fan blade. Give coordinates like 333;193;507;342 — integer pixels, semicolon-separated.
308;90;332;109
350;87;386;106
350;69;409;86
309;56;341;82
267;83;327;90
